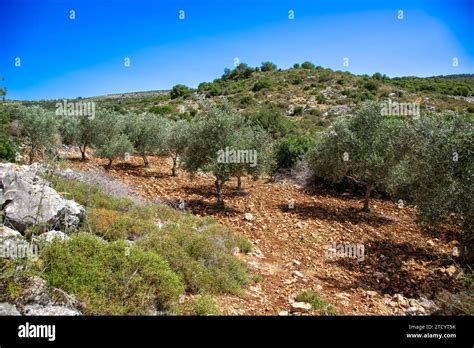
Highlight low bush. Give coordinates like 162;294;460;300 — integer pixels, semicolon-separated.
295;289;335;315
192;295;220;315
41;233;184;315
275;135;315;169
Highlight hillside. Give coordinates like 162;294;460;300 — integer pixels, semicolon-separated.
0;63;472;317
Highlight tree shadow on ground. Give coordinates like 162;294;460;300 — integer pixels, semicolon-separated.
182;198;242;217
65;156;90;163
182;184;250;199
417;224;462;246
320;239;461;298
108;162;169;179
278;202;394;227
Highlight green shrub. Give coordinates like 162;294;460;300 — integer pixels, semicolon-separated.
41;233;184;315
244;105;293;138
192;295;220;315
138;213;250;294
301;61;316;69
252;80;272;92
0;129;17;162
239;95;255;108
275;135;315;169
260;61;277;72
295;289;335;315
363;81;378;92
170;84;192;99
87;207;158;241
149;104;174;115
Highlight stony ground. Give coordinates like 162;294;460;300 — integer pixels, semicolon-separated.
65;154;464;316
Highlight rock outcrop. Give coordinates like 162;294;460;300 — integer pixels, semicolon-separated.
0;164;85;233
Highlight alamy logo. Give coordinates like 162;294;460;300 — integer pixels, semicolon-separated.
217;147;257;167
0;241;39;259
380;99;420;118
55;99;96;119
18;322;56;341
325;242;365;262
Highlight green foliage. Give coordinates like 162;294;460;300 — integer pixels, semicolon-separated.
372;72;383;80
0;107;17;161
170;84;192;99
16;106;58;163
244;105;293;138
307;102;402;211
238;95;255;108
58;113;96;160
275;135;315;169
91;109;133;168
388;75;474;96
149;104;174;115
0;130;16;162
260;61;277;72
41;233;184;315
295;289;335;315
363;81;378;92
182;102;274;206
301;61;316;69
159;118;191;175
454;85;470;97
138;217;250;294
88;207;158;241
252;79;272;92
192;295;220;315
222;63;255;81
388;115;473;261
125;113;165;166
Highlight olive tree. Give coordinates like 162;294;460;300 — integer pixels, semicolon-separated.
160;118;190;176
232;122;274;190
126;113;165;167
17;106;58;164
58;113;96;161
182;102;273;207
91;109;133;170
306;102;401;212
388;114;473;263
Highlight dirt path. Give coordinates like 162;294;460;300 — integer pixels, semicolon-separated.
67;155;463;315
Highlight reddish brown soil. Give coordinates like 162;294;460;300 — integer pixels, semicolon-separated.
67;155;464;315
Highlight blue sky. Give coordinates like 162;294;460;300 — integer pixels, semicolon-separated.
1;0;473;100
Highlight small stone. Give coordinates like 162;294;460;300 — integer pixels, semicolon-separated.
366;290;378;297
244;213;253;221
278;311;289;316
336;292;350;300
405;306;419;316
292;260;301;266
290;302;312;313
427;240;435;247
374;271;384;280
445;265;456;276
292;270;304;278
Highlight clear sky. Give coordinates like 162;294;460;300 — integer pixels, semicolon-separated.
1;0;473;100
